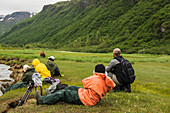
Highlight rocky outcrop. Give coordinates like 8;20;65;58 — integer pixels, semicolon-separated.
3;12;31;22
0;11;32;35
161;21;170;32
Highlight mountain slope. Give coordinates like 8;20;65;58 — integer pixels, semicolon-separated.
0;11;32;36
0;0;169;54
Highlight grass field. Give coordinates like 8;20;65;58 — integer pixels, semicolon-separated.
0;49;169;113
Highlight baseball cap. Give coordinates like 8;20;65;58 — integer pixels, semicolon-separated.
48;56;55;60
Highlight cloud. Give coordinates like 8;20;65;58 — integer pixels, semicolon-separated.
0;0;68;15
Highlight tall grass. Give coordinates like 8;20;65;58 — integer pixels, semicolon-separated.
0;49;169;63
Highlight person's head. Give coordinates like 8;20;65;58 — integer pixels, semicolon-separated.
94;64;105;74
48;56;55;61
40;51;45;58
23;65;30;72
113;48;121;58
32;59;40;67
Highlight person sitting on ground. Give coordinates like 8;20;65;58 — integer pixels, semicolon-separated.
0;65;37;94
36;64;116;106
32;59;51;81
45;56;62;77
105;48;135;93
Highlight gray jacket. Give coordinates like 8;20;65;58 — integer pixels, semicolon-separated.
106;59;120;73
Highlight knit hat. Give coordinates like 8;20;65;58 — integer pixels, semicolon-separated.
95;64;105;73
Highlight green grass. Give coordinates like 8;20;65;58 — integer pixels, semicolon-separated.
0;49;170;113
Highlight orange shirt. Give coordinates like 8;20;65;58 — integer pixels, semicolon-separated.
78;73;116;106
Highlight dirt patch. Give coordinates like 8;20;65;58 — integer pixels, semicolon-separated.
0;79;12;82
2;98;19;113
1;98;36;113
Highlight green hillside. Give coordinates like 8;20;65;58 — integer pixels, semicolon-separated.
0;21;16;35
0;0;169;54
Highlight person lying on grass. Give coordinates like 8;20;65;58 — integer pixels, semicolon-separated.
36;64;116;106
32;59;51;81
0;65;37;94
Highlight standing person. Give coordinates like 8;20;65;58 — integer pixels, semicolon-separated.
0;65;37;94
36;64;116;106
105;48;135;93
32;59;51;81
45;56;61;77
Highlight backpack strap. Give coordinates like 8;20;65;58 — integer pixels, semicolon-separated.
114;56;124;62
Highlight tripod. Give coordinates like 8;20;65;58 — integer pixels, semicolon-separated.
18;82;42;106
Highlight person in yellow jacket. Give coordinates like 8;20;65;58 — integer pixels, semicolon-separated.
32;59;51;81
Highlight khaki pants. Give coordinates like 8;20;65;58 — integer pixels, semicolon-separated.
107;72;122;86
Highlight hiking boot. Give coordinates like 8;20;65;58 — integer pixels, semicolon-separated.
45;88;51;95
6;83;10;88
36;90;43;105
111;88;116;92
111;86;120;92
124;84;131;93
0;85;6;94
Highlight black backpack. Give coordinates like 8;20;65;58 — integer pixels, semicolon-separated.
120;58;135;84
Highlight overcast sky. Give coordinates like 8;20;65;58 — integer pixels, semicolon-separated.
0;0;68;15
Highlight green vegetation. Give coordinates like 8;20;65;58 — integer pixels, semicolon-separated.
0;21;17;36
0;12;31;35
0;0;169;54
0;49;169;112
